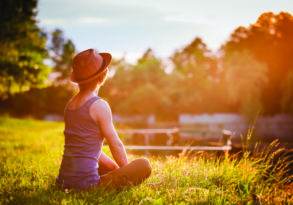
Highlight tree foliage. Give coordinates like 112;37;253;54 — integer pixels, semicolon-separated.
49;29;76;83
170;37;217;114
101;49;169;118
281;70;293;114
221;51;268;118
1;10;293;120
0;0;49;99
222;12;293;114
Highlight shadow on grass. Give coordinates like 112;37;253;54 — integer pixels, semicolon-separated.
2;182;132;205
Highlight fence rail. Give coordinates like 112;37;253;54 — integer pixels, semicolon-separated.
125;145;232;151
118;128;232;155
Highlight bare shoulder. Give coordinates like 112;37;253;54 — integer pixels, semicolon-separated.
89;98;112;122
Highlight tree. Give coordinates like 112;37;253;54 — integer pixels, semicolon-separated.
222;12;293;114
100;57;133;109
49;29;76;83
171;37;215;77
116;83;163;115
281;70;293;114
170;37;217;113
222;50;268;119
0;0;49;99
101;49;169;118
132;48;166;87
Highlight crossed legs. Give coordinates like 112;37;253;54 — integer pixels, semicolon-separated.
98;158;151;189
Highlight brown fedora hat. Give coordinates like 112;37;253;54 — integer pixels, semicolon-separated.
70;48;112;84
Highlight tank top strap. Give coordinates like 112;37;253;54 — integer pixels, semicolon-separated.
83;96;100;109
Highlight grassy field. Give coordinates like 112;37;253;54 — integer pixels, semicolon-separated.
0;117;292;204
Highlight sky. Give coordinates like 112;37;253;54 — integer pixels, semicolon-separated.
38;0;293;62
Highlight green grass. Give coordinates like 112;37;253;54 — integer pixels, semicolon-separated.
0;117;292;204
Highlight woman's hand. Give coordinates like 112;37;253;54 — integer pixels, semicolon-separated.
98;151;119;175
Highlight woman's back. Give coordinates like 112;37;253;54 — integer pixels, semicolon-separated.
56;49;151;191
56;95;103;190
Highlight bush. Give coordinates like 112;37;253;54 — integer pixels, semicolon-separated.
0;85;74;118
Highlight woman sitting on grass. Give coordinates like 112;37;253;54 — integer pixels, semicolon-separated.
56;49;151;191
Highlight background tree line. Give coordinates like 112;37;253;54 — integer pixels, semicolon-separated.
0;0;292;120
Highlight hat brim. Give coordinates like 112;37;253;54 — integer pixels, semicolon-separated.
70;52;112;84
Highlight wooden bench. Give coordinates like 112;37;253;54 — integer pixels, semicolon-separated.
118;128;233;155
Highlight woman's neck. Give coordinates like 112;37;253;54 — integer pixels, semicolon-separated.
78;88;99;99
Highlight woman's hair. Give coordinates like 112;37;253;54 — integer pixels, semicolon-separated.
78;69;108;91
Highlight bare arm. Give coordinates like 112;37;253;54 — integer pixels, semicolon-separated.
98;151;119;175
90;99;128;167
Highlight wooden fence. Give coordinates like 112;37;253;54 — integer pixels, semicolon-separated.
118;128;232;155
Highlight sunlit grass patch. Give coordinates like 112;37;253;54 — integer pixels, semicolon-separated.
0;117;292;204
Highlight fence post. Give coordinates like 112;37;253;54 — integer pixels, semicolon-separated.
144;133;150;155
222;130;232;157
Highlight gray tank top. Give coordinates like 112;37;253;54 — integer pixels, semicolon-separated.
57;96;103;190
